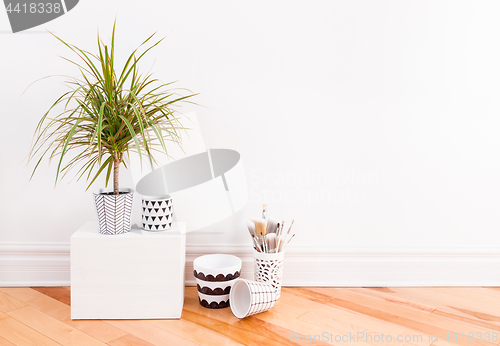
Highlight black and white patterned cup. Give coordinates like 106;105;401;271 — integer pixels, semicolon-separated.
193;254;242;309
141;195;173;231
254;250;285;299
229;279;277;318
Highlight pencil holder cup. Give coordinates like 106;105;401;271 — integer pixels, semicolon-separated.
254;250;285;299
141;195;173;231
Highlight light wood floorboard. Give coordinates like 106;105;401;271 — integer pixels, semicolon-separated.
0;287;498;345
0;288;127;343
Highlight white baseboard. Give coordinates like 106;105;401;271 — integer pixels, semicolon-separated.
1;242;500;287
0;243;70;287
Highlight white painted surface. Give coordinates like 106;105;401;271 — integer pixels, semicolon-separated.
124;111;208;186
70;222;186;319
1;1;500;285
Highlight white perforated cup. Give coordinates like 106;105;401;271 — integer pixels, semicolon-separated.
229;279;277;319
254;250;285;299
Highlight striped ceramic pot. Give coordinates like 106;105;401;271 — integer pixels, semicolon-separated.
93;188;134;235
141;195;173;232
193;254;242;309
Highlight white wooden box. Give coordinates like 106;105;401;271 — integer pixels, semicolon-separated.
70;222;186;319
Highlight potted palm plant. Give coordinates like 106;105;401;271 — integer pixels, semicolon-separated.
28;24;196;235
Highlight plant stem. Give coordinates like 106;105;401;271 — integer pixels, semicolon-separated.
113;156;120;195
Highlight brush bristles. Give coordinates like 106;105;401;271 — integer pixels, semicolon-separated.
254;220;267;237
266;233;277;253
263;204;268;211
247;220;256;237
266;218;278;234
249;216;295;253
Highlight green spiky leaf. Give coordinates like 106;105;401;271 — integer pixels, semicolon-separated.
28;21;197;195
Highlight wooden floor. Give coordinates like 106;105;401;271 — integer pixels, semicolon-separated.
0;287;499;345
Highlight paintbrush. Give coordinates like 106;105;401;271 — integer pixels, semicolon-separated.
281;234;295;251
276;220;284;252
254;219;267;253
286;220;294;237
262;204;268;219
247;220;256;237
266;233;277;253
247;220;262;252
277;220;295;252
266;218;279;234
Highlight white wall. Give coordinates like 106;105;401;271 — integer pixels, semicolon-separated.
2;1;500;285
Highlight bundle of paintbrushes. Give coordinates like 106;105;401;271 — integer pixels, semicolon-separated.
247;204;295;253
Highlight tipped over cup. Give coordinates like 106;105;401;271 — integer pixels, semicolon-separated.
229;279;277;318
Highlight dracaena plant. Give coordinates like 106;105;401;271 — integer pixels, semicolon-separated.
28;23;196;195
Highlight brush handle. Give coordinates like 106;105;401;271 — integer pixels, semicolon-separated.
278;221;284;237
286;220;295;236
281;234;295;251
261;235;267;253
255;235;265;253
278;232;292;252
252;236;261;252
275;221;284;252
278;237;284;253
283;220;295;251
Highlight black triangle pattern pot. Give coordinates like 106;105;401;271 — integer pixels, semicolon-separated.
141;195;173;232
93;188;134;235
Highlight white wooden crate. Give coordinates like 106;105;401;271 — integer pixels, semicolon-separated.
70;222;186;319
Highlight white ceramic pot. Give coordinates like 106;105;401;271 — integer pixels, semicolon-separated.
93;188;134;235
141;195;173;231
254;250;285;299
193;254;242;309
